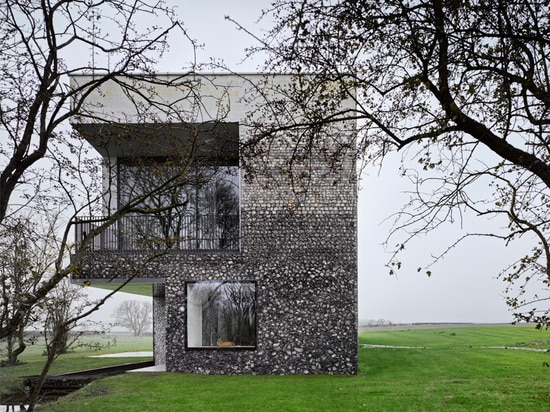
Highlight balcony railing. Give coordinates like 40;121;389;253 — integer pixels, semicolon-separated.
74;214;239;253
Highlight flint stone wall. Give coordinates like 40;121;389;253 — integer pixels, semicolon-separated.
77;136;357;374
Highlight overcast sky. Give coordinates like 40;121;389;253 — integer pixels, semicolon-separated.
173;1;530;324
86;0;528;325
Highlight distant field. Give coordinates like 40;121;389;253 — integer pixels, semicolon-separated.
34;324;549;412
90;283;153;297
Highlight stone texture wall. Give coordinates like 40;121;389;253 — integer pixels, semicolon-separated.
76;129;357;375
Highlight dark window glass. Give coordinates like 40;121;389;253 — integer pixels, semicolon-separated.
117;160;239;251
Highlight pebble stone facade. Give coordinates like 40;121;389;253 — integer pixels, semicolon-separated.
72;74;357;374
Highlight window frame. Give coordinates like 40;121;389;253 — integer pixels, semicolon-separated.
185;280;257;350
114;158;241;252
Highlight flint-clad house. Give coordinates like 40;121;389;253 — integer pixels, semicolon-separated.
70;73;357;374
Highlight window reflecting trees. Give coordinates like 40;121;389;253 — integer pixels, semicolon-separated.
186;281;256;348
117;159;239;251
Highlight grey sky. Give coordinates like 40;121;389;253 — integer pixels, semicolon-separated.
172;1;525;324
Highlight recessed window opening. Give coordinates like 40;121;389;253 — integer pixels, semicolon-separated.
186;281;256;349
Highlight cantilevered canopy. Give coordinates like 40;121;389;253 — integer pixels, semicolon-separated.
75;121;239;165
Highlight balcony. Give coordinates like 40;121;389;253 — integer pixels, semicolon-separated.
74;214;239;253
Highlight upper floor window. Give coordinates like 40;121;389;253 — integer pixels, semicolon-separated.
73;121;240;253
117;158;239;251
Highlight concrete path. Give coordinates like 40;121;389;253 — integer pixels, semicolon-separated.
90;351;153;358
89;351;166;372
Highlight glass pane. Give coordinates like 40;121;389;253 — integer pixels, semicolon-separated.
187;281;256;348
117;160;239;250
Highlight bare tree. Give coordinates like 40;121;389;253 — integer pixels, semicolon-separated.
0;218;42;366
0;1;226;409
0;0;196;342
42;279;87;356
233;0;550;327
114;300;152;337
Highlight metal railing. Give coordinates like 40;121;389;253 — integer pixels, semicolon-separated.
74;214;239;252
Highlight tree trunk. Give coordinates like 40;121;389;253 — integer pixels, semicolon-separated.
5;326;26;366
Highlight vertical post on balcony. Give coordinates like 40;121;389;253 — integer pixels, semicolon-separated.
195;185;200;250
74;217;81;249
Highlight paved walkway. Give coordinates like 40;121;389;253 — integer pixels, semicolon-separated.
128;364;166;372
89;352;166;372
360;344;549;352
90;351;153;358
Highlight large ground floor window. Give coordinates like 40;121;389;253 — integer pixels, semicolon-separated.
186;281;256;348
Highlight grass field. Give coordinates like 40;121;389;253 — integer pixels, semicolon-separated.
2;325;549;411
0;335;153;400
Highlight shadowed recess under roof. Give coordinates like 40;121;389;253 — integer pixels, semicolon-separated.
75;121;239;165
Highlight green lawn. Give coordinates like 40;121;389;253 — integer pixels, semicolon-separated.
2;326;548;411
359;324;550;349
0;335;153;399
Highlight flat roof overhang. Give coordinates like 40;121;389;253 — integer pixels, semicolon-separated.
74;121;239;164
